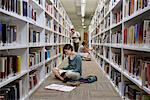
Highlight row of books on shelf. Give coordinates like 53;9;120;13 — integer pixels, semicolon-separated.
124;0;149;17
93;45;103;55
45;32;70;44
30;46;62;63
93;48;150;88
123;81;150;100
53;55;62;67
0;23;69;46
54;8;59;19
101;21;105;32
0;0;21;14
45;53;63;71
1;0;63;22
92;20;150;45
45;49;51;60
0;52;64;99
104;0;110;14
0;56;21;81
29;70;40;90
45;46;63;60
91;0;150;35
124;20;150;45
29;28;40;43
0;23;17;46
105;15;110;28
112;10;122;24
45;33;52;43
45;2;53;15
46;0;64;24
93;46;122;67
0;18;69;46
29;50;42;67
111;31;122;44
1;0;68;30
53;0;64;14
45;60;53;74
58;15;63;24
0;0;37;21
92;33;110;44
0;78;26;100
103;33;110;43
111;52;121;66
124;55;150;87
0;69;41;100
26;2;37;21
95;55;150;99
45;15;53;28
110;66;121;87
0;54;65;100
109;66;150;100
48;5;63;25
53;21;63;33
103;47;110;59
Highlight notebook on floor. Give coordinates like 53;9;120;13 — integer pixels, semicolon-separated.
45;83;76;92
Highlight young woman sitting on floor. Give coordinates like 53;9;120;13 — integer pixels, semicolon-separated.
52;44;82;82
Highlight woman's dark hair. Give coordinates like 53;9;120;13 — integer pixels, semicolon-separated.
63;44;73;54
71;28;74;31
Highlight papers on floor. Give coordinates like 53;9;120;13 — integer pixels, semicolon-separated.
45;84;76;92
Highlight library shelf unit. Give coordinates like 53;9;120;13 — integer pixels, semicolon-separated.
89;0;150;99
0;0;72;100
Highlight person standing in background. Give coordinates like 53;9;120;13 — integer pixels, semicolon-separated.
71;28;81;52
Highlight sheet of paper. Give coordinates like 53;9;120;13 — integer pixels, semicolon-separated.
45;84;76;92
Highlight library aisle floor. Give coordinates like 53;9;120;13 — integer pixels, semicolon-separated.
30;58;121;100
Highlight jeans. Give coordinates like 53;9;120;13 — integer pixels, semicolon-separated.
59;69;81;80
73;42;79;52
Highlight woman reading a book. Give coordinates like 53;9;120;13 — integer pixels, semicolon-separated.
78;41;93;60
52;44;82;82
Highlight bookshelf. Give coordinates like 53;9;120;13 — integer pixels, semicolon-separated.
0;0;72;99
89;0;150;99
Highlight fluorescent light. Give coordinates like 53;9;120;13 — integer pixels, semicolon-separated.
81;0;86;3
81;18;84;23
81;0;86;17
81;4;85;17
82;23;84;26
83;26;86;28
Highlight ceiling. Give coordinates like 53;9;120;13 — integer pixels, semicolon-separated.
60;0;99;32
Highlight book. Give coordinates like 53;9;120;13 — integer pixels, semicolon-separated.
23;0;27;17
14;79;23;99
2;24;7;44
45;84;76;92
0;57;7;80
0;23;2;44
5;85;17;100
143;20;150;45
16;0;21;14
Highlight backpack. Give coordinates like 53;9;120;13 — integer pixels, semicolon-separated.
79;75;97;83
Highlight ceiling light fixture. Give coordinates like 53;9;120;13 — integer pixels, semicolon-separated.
82;23;84;26
81;0;86;3
83;25;86;29
81;17;84;23
81;0;86;17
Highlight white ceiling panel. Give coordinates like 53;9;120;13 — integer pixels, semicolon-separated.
61;0;99;31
